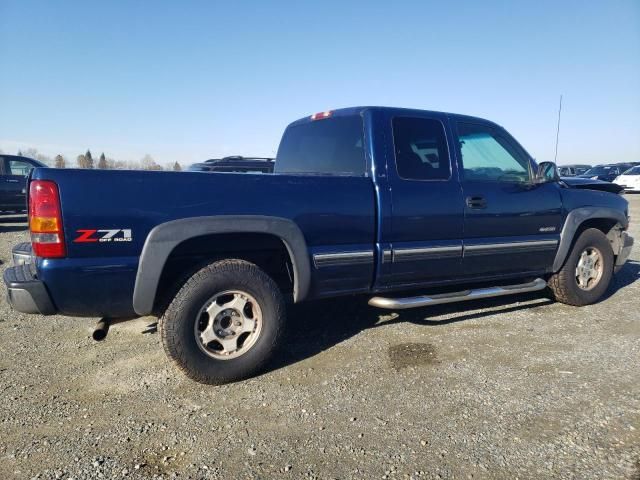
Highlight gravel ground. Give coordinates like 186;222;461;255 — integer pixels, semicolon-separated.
1;197;639;480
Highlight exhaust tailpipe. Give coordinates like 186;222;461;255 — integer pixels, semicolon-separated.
92;318;110;341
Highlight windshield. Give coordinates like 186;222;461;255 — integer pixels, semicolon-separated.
622;166;640;175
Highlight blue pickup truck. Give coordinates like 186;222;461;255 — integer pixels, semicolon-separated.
4;107;634;384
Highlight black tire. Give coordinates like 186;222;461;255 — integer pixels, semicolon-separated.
548;228;614;306
159;259;286;384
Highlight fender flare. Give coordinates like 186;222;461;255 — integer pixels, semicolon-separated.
132;215;311;316
552;206;628;271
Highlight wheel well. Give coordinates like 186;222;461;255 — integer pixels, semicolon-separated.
575;218;619;237
153;232;294;315
573;218;624;257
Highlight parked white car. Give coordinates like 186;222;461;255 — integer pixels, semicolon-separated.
614;165;640;192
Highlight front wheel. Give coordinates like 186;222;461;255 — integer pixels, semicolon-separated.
548;228;614;306
159;259;286;384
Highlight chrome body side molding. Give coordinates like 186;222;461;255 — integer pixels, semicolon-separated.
313;251;374;268
463;240;558;256
394;245;462;262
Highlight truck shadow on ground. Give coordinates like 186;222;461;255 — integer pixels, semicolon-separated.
603;260;640;301
269;261;640;374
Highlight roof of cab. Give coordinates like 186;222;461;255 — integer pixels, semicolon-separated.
287;106;502;129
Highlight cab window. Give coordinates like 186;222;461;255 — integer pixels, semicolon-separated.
457;123;531;183
392;117;451;180
3;158;35;176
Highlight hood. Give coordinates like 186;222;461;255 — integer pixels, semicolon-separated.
560;177;624;194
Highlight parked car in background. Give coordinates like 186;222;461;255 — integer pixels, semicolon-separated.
189;156;275;173
0;155;47;212
558;164;591;177
579;164;633;182
614;165;640;193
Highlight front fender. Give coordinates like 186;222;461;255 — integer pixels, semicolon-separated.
552;207;628;271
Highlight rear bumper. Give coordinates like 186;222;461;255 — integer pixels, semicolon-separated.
3;264;57;315
12;242;33;265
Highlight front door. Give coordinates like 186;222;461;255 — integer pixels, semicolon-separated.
377;113;465;288
454;121;563;278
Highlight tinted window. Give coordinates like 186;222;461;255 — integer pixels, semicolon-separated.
458;123;531;182
392;117;450;180
275;116;365;175
623;166;640;175
8;159;35;176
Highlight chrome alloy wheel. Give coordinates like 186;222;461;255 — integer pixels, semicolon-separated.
194;290;262;360
575;247;604;291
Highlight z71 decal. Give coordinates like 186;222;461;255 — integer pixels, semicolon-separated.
74;229;133;243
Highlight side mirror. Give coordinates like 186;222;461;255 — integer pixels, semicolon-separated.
536;161;560;183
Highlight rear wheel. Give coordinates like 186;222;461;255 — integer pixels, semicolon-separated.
159;259;286;384
548;228;613;306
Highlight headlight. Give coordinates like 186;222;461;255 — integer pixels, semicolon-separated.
592;176;599;180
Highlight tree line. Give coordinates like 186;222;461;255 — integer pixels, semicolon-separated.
7;147;182;171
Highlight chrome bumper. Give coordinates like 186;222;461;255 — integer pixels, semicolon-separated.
4;264;57;315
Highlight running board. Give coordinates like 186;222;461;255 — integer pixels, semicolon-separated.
368;278;547;310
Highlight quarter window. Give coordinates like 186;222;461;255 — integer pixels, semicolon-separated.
457;123;531;182
392;117;450;180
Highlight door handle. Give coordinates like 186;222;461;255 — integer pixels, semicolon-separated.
6;179;19;183
466;196;487;209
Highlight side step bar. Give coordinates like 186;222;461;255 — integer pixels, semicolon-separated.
368;278;547;310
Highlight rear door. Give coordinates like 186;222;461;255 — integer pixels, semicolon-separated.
454;121;562;278
377;112;465;288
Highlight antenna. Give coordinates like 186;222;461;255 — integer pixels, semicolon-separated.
554;94;563;163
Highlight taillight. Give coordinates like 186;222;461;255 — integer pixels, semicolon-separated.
29;180;66;258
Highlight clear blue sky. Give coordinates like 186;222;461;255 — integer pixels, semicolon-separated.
1;0;638;166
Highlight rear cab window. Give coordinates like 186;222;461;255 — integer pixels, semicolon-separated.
275;115;365;175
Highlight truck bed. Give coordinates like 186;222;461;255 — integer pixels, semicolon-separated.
31;168;376;316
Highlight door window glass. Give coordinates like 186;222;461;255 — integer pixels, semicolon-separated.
392;117;450;180
9;160;34;176
458;123;530;182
